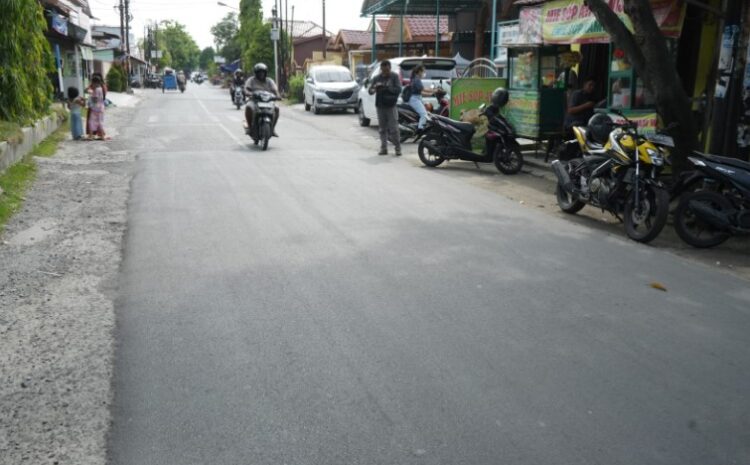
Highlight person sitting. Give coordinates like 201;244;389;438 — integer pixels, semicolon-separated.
406;65;436;135
244;63;280;137
564;77;605;133
230;69;245;102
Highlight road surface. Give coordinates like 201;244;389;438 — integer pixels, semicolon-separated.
108;84;750;465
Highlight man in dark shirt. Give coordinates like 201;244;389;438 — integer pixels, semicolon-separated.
368;60;402;156
564;77;602;131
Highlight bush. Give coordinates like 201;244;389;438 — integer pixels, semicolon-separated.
106;66;125;92
288;74;305;103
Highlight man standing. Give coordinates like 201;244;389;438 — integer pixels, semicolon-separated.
368;60;402;156
564;77;604;132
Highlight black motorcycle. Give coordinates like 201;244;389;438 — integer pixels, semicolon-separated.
673;153;750;247
416;103;523;175
233;86;245;110
243;90;279;151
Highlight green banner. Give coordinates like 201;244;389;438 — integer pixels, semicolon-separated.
449;78;507;121
502;90;541;139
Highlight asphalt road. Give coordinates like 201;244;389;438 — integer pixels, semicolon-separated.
108;84;750;465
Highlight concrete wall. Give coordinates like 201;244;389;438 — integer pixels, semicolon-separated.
0;115;63;174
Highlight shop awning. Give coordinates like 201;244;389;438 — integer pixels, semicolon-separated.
361;0;480;16
79;45;94;61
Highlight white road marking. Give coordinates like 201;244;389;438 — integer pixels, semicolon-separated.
196;96;245;148
148;115;159;123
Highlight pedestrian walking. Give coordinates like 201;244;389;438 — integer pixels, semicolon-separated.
86;73;107;138
67;87;85;140
87;75;108;140
368;60;402;156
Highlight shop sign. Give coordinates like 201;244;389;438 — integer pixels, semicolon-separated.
496;23;519;63
541;0;685;44
738;42;750;148
450;78;507;121
51;13;68;36
518;6;543;45
611;112;658;134
502;90;541;139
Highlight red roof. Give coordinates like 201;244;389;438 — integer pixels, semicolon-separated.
406;15;449;37
339;29;383;46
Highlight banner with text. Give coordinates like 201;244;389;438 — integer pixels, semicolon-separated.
541;0;686;44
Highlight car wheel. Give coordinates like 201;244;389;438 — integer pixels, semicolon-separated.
358;101;370;127
304;93;311;111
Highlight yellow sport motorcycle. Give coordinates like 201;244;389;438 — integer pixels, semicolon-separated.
551;111;670;243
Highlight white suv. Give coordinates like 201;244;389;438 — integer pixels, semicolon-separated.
357;57;457;127
303;65;360;114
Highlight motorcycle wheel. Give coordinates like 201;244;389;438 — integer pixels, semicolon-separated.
494;146;524;175
261;122;271;151
623;184;670;243
236;102;241;110
417;136;445;167
555;159;586;214
674;190;732;248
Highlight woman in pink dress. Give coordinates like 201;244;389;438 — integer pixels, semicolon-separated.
87;75;107;139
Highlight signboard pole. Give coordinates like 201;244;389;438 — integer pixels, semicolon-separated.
490;0;498;61
435;0;440;56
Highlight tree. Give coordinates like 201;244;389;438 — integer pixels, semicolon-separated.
0;0;54;123
239;0;275;75
586;0;697;171
211;13;242;62
199;47;215;70
157;21;201;72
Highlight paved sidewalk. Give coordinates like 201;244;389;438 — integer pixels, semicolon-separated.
0;102;138;464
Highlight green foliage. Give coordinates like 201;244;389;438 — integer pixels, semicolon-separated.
0;0;54;124
0;120;23;144
0;156;37;232
106;65;126;92
158;21;201;73
288;74;305;103
211;13;242;62
239;0;275;76
199;47;215;70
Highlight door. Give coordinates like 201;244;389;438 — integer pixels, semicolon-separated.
362;68;380;124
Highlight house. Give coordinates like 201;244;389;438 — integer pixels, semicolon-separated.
284;20;334;71
358;15;451;59
39;0;95;97
330;29;384;68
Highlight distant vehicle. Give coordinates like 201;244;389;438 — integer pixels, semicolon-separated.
145;73;162;88
162;68;178;93
357;57;457;127
303;65;359;114
129;74;143;88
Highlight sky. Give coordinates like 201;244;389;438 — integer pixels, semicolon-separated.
88;0;372;50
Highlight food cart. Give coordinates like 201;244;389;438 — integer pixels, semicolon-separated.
503;45;568;147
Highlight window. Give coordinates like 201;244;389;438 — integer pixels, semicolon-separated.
510;49;538;90
314;70;352;83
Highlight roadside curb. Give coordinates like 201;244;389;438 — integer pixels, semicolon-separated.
0;114;64;173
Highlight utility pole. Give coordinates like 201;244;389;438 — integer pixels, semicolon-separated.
290;5;295;74
118;0;125;54
124;0;131;90
322;0;326;59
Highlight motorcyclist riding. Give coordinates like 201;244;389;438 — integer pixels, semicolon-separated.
244;63;279;137
230;69;245;102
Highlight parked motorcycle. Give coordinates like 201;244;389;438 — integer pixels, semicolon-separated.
416;88;523;175
233;86;245;110
673;153;750;247
551;111;670;243
243;90;279;151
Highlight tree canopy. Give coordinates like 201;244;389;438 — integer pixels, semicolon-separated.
0;0;54;123
239;0;274;75
199;47;215;70
211;13;242;62
156;21;201;72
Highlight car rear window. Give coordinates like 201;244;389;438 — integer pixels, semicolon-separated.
399;60;457;80
315;70;353;83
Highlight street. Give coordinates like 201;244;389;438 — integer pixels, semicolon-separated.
107;84;750;465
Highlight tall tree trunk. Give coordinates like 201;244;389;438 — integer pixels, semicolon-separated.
586;0;697;172
474;0;489;59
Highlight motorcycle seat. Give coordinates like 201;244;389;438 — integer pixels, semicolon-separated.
701;152;750;172
397;103;414;111
434;115;475;134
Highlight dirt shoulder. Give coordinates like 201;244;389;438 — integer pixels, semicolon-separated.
0;99;137;464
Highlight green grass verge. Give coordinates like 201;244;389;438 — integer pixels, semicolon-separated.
0;121;24;144
0;119;70;232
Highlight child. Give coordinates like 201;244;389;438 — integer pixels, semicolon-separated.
67;87;85;140
87;75;107;140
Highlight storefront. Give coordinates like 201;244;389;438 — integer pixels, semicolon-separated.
495;0;720;144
